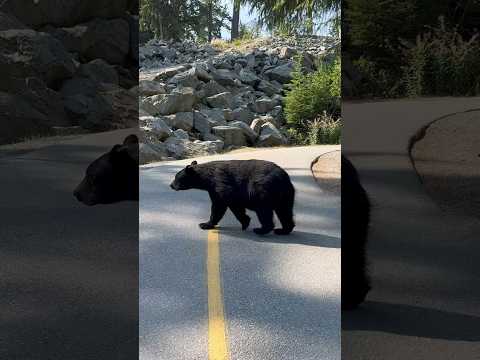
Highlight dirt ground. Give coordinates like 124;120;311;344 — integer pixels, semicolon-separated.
311;150;340;195
411;110;480;218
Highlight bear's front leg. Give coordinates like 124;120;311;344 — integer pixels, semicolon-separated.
229;206;251;230
199;200;227;230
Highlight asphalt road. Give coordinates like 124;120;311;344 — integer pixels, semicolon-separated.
343;98;480;360
140;145;341;360
0;129;139;360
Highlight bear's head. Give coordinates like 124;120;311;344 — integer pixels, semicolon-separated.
74;134;139;206
170;160;199;191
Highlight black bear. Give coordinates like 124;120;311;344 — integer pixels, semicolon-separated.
342;155;371;309
74;134;139;206
170;160;295;235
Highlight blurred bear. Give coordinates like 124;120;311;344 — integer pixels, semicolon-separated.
74;134;138;205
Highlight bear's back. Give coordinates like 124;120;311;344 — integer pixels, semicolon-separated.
199;160;293;206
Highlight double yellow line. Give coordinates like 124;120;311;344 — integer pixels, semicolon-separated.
207;229;230;360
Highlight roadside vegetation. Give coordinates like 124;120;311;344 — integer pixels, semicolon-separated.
285;56;341;145
345;0;480;98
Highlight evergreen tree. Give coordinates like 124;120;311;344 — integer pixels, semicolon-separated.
140;0;230;41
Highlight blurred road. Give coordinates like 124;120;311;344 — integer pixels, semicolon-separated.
342;98;480;360
0;129;138;360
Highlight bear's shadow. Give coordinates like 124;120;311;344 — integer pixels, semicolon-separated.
343;300;480;342
217;226;340;248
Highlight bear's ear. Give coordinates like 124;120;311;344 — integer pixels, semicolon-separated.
123;134;138;145
185;164;195;173
191;160;198;166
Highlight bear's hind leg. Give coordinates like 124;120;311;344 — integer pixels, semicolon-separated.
274;206;295;235
229;206;251;230
253;208;274;235
199;201;227;230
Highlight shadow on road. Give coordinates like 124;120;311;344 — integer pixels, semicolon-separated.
218;226;340;248
343;301;480;342
342;154;480;348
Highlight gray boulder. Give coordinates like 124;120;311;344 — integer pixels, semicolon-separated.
139;80;166;96
201;80;226;97
140;116;172;140
63;81;137;131
211;69;237;86
229;121;258;144
199;108;227;125
190;64;212;82
252;97;276;114
238;69;259;86
153;65;188;81
162;112;194;131
256;79;282;96
139;142;168;165
193;110;211;136
206;92;232;109
145;87;196;115
212;126;247;147
78;59;118;84
45;18;130;65
140;97;158;115
265;63;294;84
0;29;75;91
257;122;288;147
232;106;255;124
173;128;189;140
168;68;201;89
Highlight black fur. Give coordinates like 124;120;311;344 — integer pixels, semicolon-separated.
342;155;371;310
74;134;139;206
170;160;295;235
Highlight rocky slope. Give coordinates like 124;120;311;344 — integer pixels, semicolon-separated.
138;36;334;164
0;0;138;144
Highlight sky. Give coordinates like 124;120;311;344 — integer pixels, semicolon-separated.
219;1;333;39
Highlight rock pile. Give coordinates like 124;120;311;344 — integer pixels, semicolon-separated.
0;0;139;144
139;36;331;164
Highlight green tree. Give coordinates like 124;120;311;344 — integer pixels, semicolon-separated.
249;0;339;35
140;0;229;41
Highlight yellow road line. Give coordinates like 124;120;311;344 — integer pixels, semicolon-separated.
207;229;230;360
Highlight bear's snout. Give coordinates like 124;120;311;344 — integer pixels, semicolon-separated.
170;182;178;191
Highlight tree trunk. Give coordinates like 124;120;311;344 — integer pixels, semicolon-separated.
306;4;313;35
231;0;240;40
208;0;213;42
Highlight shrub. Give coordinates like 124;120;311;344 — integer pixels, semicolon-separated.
286;112;341;145
401;17;480;96
285;56;340;128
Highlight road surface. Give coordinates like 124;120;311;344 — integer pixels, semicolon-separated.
140;145;341;360
0;129;138;360
343;98;480;360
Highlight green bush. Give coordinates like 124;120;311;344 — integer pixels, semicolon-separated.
285;57;340;126
286;112;341;145
349;16;480;98
284;56;340;145
401;18;480;96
